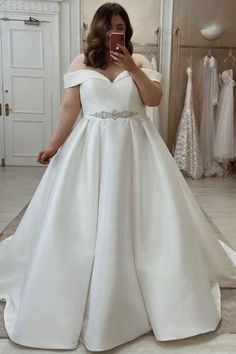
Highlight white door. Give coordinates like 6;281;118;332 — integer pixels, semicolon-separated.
0;25;4;166
0;16;53;166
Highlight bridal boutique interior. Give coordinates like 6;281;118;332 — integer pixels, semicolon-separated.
170;0;236;180
0;0;236;353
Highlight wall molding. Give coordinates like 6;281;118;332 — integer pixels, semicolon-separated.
0;0;61;14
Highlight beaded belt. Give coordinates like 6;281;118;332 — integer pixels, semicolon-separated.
89;109;143;120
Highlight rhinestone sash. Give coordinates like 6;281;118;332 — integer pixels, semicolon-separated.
89;109;142;120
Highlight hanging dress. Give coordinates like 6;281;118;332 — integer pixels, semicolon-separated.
199;55;223;177
214;69;235;163
173;66;203;179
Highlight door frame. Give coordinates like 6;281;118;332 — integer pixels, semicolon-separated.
159;0;174;145
0;27;5;165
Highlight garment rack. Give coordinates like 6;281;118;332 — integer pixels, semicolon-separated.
180;44;236;50
132;42;158;47
174;43;236;137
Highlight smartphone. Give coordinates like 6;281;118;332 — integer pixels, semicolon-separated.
109;32;125;53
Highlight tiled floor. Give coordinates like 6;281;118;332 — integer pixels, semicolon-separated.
1;333;236;353
186;174;236;250
0;166;236;353
0;166;46;232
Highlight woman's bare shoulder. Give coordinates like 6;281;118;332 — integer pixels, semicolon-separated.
65;52;153;73
65;54;87;74
132;53;153;69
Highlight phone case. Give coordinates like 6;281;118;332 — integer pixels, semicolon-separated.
109;32;125;53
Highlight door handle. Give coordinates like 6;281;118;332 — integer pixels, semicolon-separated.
5;103;11;116
0;103;1;116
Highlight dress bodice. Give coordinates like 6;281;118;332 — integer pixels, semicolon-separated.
220;69;235;87
63;68;161;120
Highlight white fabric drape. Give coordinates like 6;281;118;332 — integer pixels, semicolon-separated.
144;55;161;133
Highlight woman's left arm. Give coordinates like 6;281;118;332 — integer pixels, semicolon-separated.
110;46;163;106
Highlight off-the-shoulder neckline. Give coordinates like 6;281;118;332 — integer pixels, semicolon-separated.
64;67;158;85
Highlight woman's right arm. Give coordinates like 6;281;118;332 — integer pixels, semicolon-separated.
37;55;84;165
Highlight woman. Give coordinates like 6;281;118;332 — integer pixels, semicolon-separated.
0;2;236;352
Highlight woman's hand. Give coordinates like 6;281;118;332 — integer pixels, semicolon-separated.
37;145;58;165
109;44;138;73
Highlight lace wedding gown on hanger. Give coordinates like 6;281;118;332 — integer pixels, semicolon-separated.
0;68;236;352
199;56;223;176
214;69;235;163
173;66;203;179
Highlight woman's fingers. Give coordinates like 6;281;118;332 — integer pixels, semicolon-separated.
118;44;128;54
37;146;57;164
41;152;50;164
37;151;43;163
109;49;124;59
37;150;49;164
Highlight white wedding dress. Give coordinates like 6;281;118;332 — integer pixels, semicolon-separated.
199;56;221;176
1;68;236;352
173;66;203;179
214;69;235;162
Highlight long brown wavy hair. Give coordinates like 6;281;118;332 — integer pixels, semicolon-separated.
83;2;133;69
